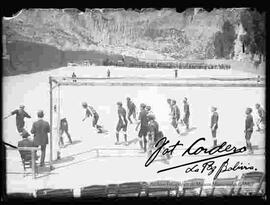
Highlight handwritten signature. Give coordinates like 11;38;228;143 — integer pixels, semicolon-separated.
145;137;256;179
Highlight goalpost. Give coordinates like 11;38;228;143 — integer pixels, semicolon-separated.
48;75;264;170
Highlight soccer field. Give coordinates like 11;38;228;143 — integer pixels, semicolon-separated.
3;65;265;193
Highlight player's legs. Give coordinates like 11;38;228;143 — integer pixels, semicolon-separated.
184;114;190;130
115;122;121;144
123;124;128;143
127;111;133;124
17;126;24;134
140;127;148;152
132;111;137;121
172;118;180;134
245;131;253;154
212;129;217;147
256;118;262;131
64;129;72;144
40;145;46;166
59;129;64;147
138;129;144;150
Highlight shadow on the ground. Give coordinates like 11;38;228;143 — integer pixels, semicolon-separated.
118;138;139;146
70;140;82;146
180;127;197;136
62;140;82;148
187;127;197;132
52;156;75;165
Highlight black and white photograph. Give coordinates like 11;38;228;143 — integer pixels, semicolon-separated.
2;8;266;200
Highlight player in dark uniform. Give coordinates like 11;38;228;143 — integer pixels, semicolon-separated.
107;69;111;78
136;103;148;152
147;114;159;157
147;114;171;160
5;105;31;134
183;97;190;130
115;102;128;145
174;69;178;78
59;118;72;146
210;106;219;147
255;103;265;131
245;108;254;154
171;100;181;135
82;102;103;133
167;98;173;113
126;97;137;124
72;72;77;82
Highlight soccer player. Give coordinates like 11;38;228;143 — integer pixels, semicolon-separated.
72;72;77;82
171;100;181;135
59;118;72;146
82;102;103;133
147;114;171;160
147;114;159;157
107;69;111;78
183;97;190;130
167;98;173;114
255;103;265;131
136;103;148;152
5;105;31;134
245;108;254;154
210;107;219;147
115;102;128;145
126;97;137;124
174;69;178;78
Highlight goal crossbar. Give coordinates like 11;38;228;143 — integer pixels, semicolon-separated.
48;75;264;170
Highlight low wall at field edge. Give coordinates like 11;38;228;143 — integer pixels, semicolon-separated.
3;40;265;77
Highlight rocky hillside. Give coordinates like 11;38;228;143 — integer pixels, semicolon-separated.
3;8;265;66
3;8;260;60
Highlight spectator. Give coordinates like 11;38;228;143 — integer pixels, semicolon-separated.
31;110;50;167
18;130;38;162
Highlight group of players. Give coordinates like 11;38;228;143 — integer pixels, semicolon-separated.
81;97;265;157
80;97;191;158
5;96;265;167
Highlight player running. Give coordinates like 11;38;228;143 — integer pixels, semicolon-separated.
210;106;219;148
255;103;265;132
183;97;190;130
171;100;181;135
126;97;137;124
4;105;31;134
245;108;254;154
136;103;148;152
115;102;128;145
82;102;103;133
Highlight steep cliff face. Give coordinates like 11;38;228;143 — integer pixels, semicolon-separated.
3;8;248;60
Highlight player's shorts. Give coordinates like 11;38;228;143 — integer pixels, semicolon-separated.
92;114;99;127
116;121;127;132
138;126;148;138
245;130;253;140
128;108;135;114
171;118;179;128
